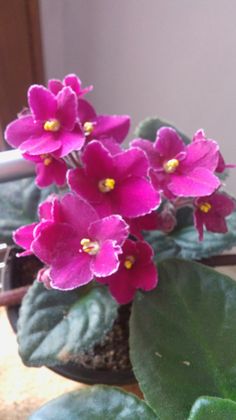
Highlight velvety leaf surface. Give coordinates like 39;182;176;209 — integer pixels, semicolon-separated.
17;281;118;366
0;178;57;243
134;117;191;144
188;396;236;419
130;259;236;420
29;386;158;420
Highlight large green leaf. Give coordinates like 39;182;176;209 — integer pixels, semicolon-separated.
134;117;191;144
29;386;158;420
188;396;236;419
0;178;57;244
130;259;236;420
17;281;118;366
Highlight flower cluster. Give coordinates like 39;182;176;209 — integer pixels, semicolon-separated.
5;74;235;303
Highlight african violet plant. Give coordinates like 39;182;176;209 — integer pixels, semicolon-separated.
4;74;236;419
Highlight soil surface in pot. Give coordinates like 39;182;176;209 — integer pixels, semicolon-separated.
9;250;132;373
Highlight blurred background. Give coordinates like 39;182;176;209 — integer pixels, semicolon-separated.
1;0;236;191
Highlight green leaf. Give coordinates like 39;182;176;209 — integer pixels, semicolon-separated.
17;282;118;366
130;259;236;420
134;117;191;144
29;386;158;420
143;230;180;262
0;178;57;244
188;396;236;419
172;210;236;259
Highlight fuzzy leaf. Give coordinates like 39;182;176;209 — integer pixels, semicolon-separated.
29;386;158;420
130;259;236;420
188;396;236;419
17;281;118;366
134;117;191;144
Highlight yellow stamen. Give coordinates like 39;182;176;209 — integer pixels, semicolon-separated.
124;255;135;270
43;119;60;132
40;154;53;166
163;158;179;173
83;121;94;136
199;202;212;213
98;178;116;193
80;238;99;255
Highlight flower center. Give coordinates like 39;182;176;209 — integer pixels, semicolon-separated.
163;158;179;173
43;119;60;132
80;238;100;255
199;202;212;213
83;121;94;136
98;178;116;193
40;154;53;166
124;255;135;270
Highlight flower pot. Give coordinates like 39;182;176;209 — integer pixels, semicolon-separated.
3;247;136;386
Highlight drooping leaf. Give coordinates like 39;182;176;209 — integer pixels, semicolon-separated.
29;386;158;420
134;117;191;144
188;396;236;419
130;259;236;420
17;281;118;366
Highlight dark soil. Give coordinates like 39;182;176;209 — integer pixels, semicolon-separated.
10;249;132;372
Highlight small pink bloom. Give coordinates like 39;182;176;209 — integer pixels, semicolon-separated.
23;153;67;188
132;127;221;198
78;99;130;144
5;85;85;157
37;267;52;289
31;193;129;290
98;239;158;304
48;73;93;97
68;141;160;218
194;192;235;240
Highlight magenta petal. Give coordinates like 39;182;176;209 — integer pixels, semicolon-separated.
28;85;57;121
88;215;129;246
108;270;136;304
35;158;67;188
114;147;149;179
78;99;97;123
91;240;121;277
82;141;115;179
92;115;130;143
57;127;85;157
204;215;228;234
68;168;102;203
56;87;77;130
63;74;81;95
100;138;122;155
133;263;157;291
5;116;43;148
114;177;160;217
48;79;63;95
155;127;185;158
50;252;93;290
169;168;221;197
60;193;98;236
13;223;37;251
182;140;219;172
19;133;61;155
131;138;160;168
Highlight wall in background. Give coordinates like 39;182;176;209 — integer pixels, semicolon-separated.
40;0;236;192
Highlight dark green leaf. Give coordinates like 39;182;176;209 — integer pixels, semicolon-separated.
130;259;236;420
29;386;158;420
134;117;191;144
18;282;118;366
188;396;236;419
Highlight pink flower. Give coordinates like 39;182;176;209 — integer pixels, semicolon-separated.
36;267;52;289
132;127;221;198
5;85;84;157
98;239;158;304
23;153;67;188
78;98;130;144
194;192;235;240
31;193;129;290
48;73;93;98
13;195;60;256
68;140;161;218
